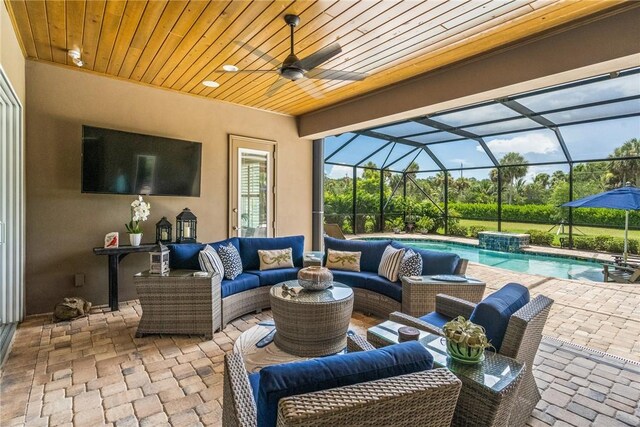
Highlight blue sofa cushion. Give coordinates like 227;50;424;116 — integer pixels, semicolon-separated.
221;273;260;298
324;237;391;273
248;372;260;402
239;236;305;270
391;242;461;275
364;276;403;302
168;243;205;270
256;341;433;427
469;283;530;352
245;268;301;287
331;270;377;289
168;238;240;270
419;311;452;329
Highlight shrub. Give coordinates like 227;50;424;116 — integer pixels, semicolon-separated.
468;225;489;238
363;216;376;233
448;223;468;237
385;217;405;232
341;218;353;234
526;230;554;246
415;216;435;233
572;236;594;250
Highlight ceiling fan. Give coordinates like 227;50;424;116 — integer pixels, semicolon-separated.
219;14;367;98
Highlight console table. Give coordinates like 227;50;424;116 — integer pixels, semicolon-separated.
93;244;157;311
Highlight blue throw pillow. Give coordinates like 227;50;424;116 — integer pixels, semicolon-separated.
256;341;433;427
217;243;243;280
398;249;423;280
469;283;530;352
168;243;205;270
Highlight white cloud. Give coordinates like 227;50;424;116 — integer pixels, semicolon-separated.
480;132;559;155
325;165;354;179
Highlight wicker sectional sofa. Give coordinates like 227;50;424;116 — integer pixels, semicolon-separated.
167;235;467;327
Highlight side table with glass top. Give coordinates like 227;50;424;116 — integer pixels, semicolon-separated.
368;320;524;427
270;281;353;357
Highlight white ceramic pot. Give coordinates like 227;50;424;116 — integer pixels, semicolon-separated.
129;233;142;247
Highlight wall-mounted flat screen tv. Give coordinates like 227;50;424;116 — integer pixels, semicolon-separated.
82;126;202;197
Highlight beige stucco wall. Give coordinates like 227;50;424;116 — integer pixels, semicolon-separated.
0;2;24;104
25;61;312;314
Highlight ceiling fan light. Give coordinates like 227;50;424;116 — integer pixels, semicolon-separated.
222;64;238;72
72;58;84;67
281;68;304;81
202;80;220;88
68;49;81;60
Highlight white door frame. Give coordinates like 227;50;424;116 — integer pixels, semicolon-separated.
0;65;25;324
228;135;277;238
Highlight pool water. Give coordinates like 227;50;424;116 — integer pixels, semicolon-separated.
403;240;605;282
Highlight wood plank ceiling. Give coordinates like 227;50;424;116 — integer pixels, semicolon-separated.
5;0;625;116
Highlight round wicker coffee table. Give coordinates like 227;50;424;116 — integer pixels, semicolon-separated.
270;281;354;357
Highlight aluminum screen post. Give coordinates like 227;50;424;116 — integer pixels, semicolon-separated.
312;139;324;251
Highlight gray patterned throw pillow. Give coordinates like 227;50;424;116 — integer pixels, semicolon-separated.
398;249;423;280
217;243;243;280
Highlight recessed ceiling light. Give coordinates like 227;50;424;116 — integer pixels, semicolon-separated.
222;64;238;72
202;80;220;88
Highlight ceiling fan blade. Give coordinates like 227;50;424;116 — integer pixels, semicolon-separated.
298;43;342;71
265;78;287;98
234;41;281;67
295;80;323;99
215;69;279;73
306;68;367;81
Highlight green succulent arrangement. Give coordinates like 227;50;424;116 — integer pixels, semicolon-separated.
442;316;492;363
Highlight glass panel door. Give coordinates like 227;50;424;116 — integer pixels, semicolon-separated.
239;149;270;237
229;135;275;238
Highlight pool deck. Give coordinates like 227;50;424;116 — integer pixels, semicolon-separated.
355;233;640;362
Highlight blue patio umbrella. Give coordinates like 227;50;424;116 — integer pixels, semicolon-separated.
562;183;640;260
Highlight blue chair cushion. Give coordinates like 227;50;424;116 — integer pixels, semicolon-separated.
256;341;433;427
391;242;461;275
324;237;391;273
239;236;305;270
469;283;530;352
419;311;452;329
221;273;260;298
168;243;205;270
248;372;260;402
364;275;403;302
330;270;375;289
168;238;240;270
245;268;301;287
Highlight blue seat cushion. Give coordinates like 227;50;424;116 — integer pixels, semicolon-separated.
391;242;461;275
239;236;305;270
324;237;391;273
469;283;530;352
168;238;240;270
248;372;260;402
330;270;374;289
419;311;452;329
221;273;260;298
245;268;301;287
256;341;433;427
364;276;402;302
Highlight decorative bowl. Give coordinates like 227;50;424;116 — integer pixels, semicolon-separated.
445;339;485;364
297;266;333;291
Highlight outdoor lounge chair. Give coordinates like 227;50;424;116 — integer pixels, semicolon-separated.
223;338;461;427
324;223;346;239
390;285;554;427
603;263;640;283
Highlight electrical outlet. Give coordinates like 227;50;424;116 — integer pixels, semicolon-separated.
74;274;85;287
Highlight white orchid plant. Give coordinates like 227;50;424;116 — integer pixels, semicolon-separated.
125;196;151;234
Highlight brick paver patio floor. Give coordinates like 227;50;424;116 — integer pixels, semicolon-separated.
1;262;639;426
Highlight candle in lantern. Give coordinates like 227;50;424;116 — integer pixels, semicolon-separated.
161;229;168;241
183;223;191;238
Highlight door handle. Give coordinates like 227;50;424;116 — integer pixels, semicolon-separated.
233;226;239;231
232;208;238;213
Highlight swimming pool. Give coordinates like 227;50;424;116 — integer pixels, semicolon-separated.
396;239;604;281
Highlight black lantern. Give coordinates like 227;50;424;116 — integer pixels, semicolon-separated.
155;217;172;244
176;208;197;243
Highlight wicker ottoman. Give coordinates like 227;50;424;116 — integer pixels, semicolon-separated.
134;270;221;339
270;281;354;357
401;275;486;316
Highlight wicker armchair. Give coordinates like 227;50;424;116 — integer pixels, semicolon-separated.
223;336;462;427
390;292;553;427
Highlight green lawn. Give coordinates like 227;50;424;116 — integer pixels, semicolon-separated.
456;219;640;245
